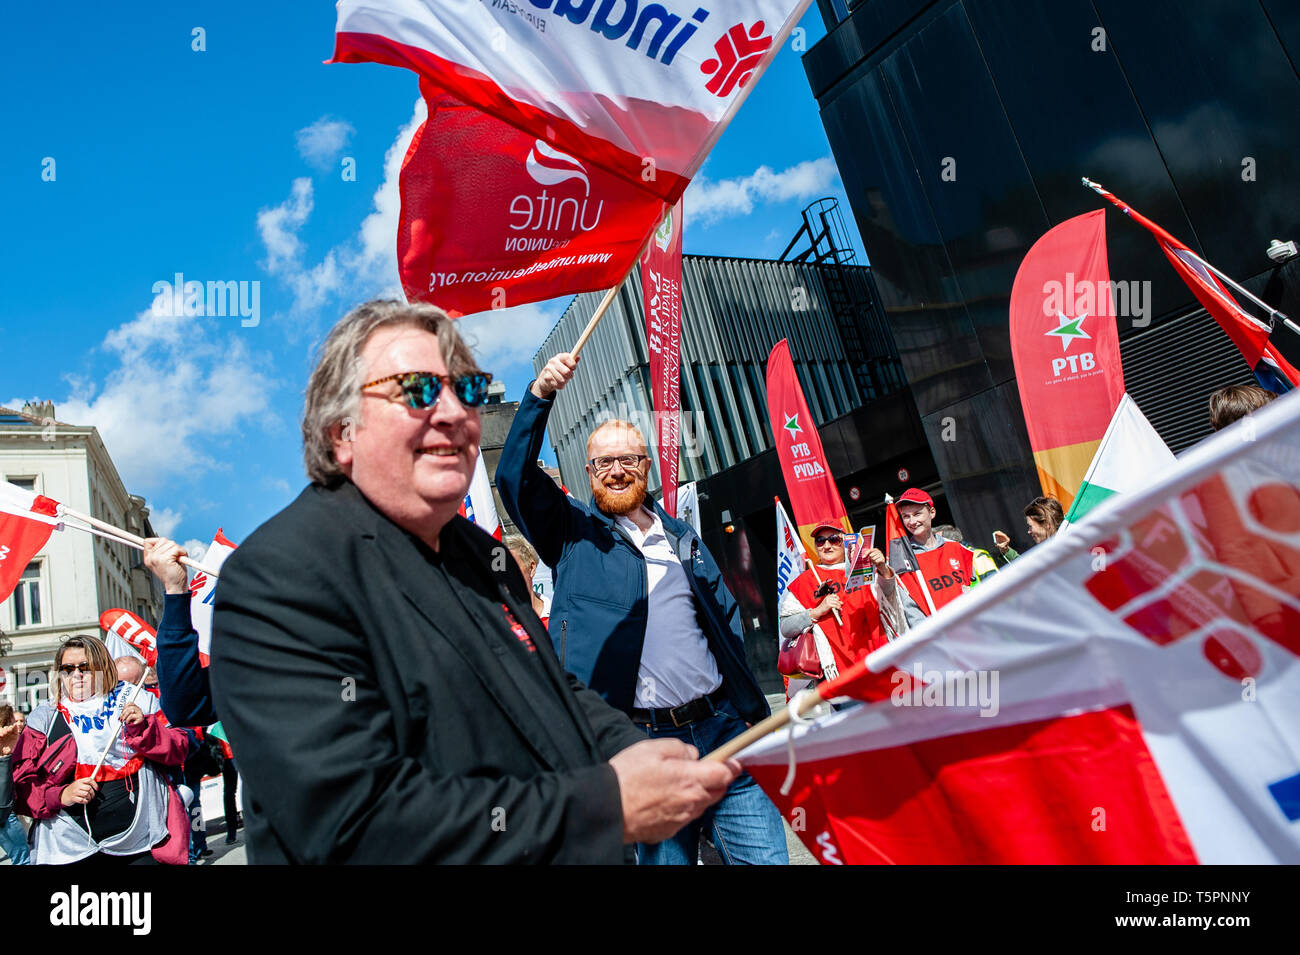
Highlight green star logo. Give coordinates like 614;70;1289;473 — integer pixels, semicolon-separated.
1045;311;1091;352
783;413;802;438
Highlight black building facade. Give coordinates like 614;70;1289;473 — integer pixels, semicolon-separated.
806;0;1300;546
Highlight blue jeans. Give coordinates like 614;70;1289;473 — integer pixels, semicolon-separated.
0;812;30;865
634;698;788;865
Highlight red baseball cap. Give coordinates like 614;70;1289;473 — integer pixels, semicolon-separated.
810;520;844;537
897;488;934;507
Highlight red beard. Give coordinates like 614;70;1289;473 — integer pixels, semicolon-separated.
591;473;647;516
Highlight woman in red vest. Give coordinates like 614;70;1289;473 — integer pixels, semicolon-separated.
780;520;906;679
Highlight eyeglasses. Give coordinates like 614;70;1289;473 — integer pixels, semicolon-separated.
814;534;843;546
59;663;92;675
589;454;648;474
362;371;493;410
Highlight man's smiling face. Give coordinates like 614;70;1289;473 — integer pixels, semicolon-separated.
334;324;481;533
586;421;649;517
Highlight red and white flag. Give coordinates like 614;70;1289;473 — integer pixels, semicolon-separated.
642;201;684;517
460;454;503;541
741;392;1300;864
100;608;158;668
766;339;850;559
1088;180;1299;394
0;481;62;602
333;0;810;313
190;530;238;667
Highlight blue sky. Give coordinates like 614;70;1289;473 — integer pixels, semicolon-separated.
1;1;860;553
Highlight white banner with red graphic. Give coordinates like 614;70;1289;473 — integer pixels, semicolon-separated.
0;480;61;602
642;201;683;517
334;0;809;314
334;0;810;198
741;392;1300;864
190;530;238;667
100;608;159;668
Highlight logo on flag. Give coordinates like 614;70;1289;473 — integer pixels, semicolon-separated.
701;21;773;96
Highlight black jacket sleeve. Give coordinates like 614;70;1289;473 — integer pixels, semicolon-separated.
209;533;628;864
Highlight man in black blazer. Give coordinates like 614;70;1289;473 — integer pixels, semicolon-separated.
208;300;739;864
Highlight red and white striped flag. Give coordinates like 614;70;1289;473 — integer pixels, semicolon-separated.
0;481;62;602
332;0;811;313
741;392;1300;864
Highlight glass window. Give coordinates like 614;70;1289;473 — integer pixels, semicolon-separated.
14;562;42;627
8;477;36;491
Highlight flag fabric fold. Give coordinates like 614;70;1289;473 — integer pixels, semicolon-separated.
100;608;159;668
190;530;238;667
0;481;62;602
740;392;1300;864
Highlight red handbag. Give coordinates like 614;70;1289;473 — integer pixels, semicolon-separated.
777;631;824;679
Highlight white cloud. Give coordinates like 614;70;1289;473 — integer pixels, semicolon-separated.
685;157;839;226
260;101;426;316
150;507;182;538
57;301;276;499
257;177;314;275
458;299;568;371
182;538;208;562
296;117;354;170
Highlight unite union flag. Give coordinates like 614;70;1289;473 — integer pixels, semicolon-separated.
331;0;812;314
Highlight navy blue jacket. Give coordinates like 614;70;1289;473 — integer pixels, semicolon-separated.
155;593;219;727
496;390;770;725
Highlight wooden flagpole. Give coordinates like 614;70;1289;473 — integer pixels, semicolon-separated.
87;667;151;782
703;685;825;763
569;216;663;359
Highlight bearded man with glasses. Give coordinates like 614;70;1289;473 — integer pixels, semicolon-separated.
208;301;740;864
497;351;787;865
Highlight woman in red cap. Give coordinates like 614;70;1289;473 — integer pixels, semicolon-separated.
779;520;909;681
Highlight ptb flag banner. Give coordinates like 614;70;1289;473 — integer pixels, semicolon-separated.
642;201;684;517
766;339;850;559
740;392;1300;864
1009;210;1126;510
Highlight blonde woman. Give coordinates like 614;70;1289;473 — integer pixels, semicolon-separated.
11;635;190;865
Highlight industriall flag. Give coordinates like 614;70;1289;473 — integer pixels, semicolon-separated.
1061;392;1176;530
765;339;850;558
642;201;684;517
100;609;159;669
0;481;60;602
739;391;1300;864
189;530;238;667
333;0;811;313
1087;179;1300;394
1009;209;1126;510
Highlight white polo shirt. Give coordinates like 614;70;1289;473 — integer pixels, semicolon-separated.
615;508;723;709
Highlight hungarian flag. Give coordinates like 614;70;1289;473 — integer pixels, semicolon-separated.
740;392;1300;864
766;339;850;558
100;608;158;668
1009;210;1126;509
642;201;684;517
1061;393;1176;529
333;0;810;313
1088;180;1299;394
460;454;502;540
0;481;61;602
190;530;238;667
